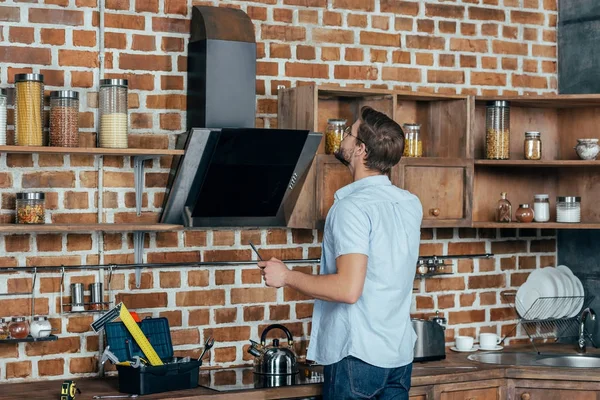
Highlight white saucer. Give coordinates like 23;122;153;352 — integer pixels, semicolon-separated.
479;345;503;351
450;345;479;353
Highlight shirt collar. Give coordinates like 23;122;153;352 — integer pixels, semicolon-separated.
334;175;392;201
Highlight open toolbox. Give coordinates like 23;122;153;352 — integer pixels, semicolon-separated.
105;317;202;395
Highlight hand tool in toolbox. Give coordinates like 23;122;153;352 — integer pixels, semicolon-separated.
60;380;81;400
91;302;164;366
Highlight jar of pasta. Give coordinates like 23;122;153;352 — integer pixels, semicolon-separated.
403;123;422;157
16;192;45;224
15;73;44;146
99;79;128;148
325;119;347;154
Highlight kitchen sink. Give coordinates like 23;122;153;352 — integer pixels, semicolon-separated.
468;352;600;368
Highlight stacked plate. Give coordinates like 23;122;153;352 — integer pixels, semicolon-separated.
515;265;584;320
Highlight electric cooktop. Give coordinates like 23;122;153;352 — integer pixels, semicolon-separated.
199;364;324;392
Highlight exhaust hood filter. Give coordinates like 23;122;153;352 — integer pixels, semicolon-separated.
160;128;322;227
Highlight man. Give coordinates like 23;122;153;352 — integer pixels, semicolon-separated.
258;106;423;399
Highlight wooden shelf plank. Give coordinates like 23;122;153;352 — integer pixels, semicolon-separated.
0;145;184;156
0;223;183;233
475;160;600;167
475;95;600;108
472;222;596;229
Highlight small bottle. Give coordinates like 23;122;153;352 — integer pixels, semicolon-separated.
0;318;9;340
496;192;512;223
533;194;550;222
8;317;29;339
516;204;534;223
524;131;542;160
30;316;52;339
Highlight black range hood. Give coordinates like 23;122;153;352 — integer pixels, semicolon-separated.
160;128;321;227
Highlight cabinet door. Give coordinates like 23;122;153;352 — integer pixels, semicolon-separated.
435;379;505;400
512;388;596;400
509;379;600;400
395;159;473;227
440;387;500;400
316;155;352;224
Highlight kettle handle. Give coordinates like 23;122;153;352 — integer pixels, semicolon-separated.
260;324;294;346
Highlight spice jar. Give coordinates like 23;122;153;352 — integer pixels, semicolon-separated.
557;196;581;223
533;194;550;222
403;123;423;157
49;90;79;147
0;88;7;146
325;119;347;154
30;316;52;339
8;317;29;339
0;318;9;340
89;282;104;311
15;73;44;146
496;192;512;222
16;192;45;224
516;204;534;223
99;78;128;149
524;131;542;160
485;101;510;159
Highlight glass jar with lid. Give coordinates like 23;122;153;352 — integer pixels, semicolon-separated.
15;73;44;146
325;119;347;154
0;88;7;146
524;131;542;160
16;192;45;224
99;78;128;149
0;317;9;340
30;316;52;339
496;192;512;222
50;90;79;147
533;194;550;222
485;101;510;159
557;196;581;223
403;123;422;157
8;317;29;339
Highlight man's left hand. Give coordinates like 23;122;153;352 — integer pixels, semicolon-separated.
258;257;290;288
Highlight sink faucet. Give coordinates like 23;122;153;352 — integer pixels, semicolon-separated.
577;308;596;353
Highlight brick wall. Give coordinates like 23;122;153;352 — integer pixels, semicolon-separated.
0;0;557;382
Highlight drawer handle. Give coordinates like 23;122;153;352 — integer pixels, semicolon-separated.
430;208;440;217
521;393;531;400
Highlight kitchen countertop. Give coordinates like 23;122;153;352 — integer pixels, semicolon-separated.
2;344;600;399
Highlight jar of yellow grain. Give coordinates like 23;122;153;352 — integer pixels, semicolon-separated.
99;78;128;149
325;119;347;154
15;74;44;147
403;123;423;157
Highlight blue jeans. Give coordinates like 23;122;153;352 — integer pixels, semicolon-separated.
323;356;412;400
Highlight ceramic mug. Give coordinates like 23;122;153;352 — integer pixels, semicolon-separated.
479;333;501;350
455;336;474;351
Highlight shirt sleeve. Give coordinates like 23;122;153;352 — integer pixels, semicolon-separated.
332;200;371;258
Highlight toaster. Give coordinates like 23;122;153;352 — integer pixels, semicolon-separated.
412;317;446;362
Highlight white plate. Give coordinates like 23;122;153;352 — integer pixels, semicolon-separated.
527;268;558;319
544;267;567;318
555;266;576;317
557;265;584;317
450;345;479;353
479;345;503;351
516;282;543;319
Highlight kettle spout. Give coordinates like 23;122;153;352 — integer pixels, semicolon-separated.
247;340;264;357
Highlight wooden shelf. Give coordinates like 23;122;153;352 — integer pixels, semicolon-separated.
0;223;183;233
472;222;596;229
0;145;184;156
0;335;58;343
475;160;600;167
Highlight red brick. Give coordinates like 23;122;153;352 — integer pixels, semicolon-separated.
136;0;158;12
406;35;445;50
176;290;225;307
152;17;189;34
146;94;186;109
185;231;207;247
273;8;293;23
115;292;168;309
29;8;83;25
5;235;31;252
312;28;354;44
448;310;486;324
188;309;210;326
283;0;326;6
104;32;126;49
71;71;94;88
425;3;464;18
9;27;34;44
231;288;277;304
297;45;316;60
471;72;507;86
70;357;97;374
58;50;98;68
270;43;291;59
491;307;517;321
216;270;236;285
382;67;421;82
7;278;32;294
0;46;51;65
469;274;506;289
298;10;318;24
160;271;181;288
334;65;378;80
334;0;374;10
511;10;545;25
450;38;488;53
492;40;528;55
425;277;465;292
348;14;367;28
66;234;92;251
67;315;94;333
25;337;79;356
428;70;464;84
269;304;290;320
468;7;506;21
380;0;420;15
214;347;236;363
0;6;20;22
105;13;144;30
360;32;400;47
171;328;200;345
6;361;32;379
120;54;171;72
73;30;96;47
215;308;237;324
161;75;184;90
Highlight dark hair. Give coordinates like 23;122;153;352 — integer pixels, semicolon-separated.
356;106;405;174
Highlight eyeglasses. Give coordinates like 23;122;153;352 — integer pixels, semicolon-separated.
343;127;368;152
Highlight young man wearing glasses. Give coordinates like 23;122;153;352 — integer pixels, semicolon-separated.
258;106;423;399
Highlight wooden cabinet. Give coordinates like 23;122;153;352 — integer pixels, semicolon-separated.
316;155;352;223
507;378;600;400
434;379;506;400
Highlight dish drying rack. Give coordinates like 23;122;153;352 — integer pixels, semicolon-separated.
502;292;595;354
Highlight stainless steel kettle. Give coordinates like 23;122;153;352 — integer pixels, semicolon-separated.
248;324;298;375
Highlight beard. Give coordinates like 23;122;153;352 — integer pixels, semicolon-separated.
334;147;351;167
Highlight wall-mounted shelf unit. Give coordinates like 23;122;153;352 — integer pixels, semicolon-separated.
0;145;184;156
0;335;58;343
0;223;182;233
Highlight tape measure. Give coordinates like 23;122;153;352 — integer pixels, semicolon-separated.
91;302;164;366
60;380;80;400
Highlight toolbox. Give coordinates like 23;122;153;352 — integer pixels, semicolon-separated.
105;317;202;395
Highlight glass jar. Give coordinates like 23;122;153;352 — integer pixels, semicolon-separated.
515;204;534;223
8;317;29;339
99;78;128;149
403;123;423;157
485;100;510;160
50;90;79;147
496;192;512;222
0;317;9;340
557;196;581;223
30;316;52;339
325;119;347;154
15;73;44;146
533;194;550;222
524;131;541;160
0;88;7;146
16;192;45;224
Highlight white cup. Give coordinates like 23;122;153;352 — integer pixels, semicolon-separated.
455;336;474;351
479;333;501;349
